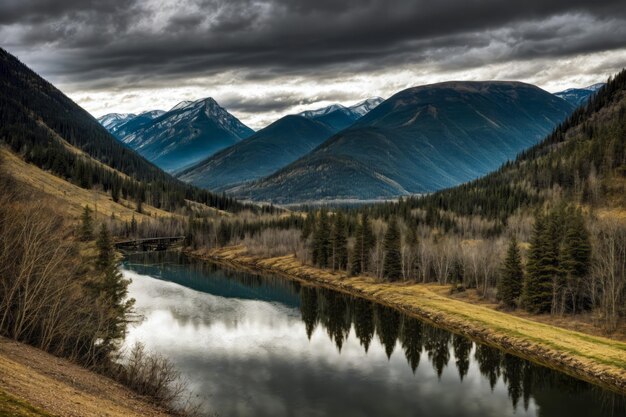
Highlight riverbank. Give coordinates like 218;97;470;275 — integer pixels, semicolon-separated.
188;245;626;396
0;337;172;417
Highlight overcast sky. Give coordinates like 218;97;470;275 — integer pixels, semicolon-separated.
2;0;626;129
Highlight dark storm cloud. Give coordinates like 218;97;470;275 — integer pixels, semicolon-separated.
2;0;626;90
219;89;361;114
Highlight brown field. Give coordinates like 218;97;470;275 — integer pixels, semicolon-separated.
0;337;171;417
191;245;626;396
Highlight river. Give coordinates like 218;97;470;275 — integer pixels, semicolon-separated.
121;252;625;417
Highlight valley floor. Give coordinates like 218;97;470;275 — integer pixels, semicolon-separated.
0;337;171;417
189;245;626;396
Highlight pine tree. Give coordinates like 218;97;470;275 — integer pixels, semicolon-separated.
498;237;523;309
217;221;231;246
96;223;114;271
135;186;145;214
383;217;402;281
79;205;93;241
97;262;134;355
302;212;315;240
184;216;194;247
405;226;420;279
545;208;567;314
312;210;331;268
351;212;375;275
523;213;555;313
331;212;348;271
111;180;120;203
129;214;137;236
561;208;591;313
90;223;134;356
449;258;464;285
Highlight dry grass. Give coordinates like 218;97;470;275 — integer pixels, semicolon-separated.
193;245;626;395
0;337;171;417
1;147;177;223
0;389;54;417
185;199;231;218
448;287;626;341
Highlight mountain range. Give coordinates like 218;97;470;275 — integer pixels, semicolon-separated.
0;43;615;210
554;83;605;107
93;79;598;205
101;99;254;172
235;81;574;203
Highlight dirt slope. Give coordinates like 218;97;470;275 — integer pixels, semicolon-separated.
0;337;171;417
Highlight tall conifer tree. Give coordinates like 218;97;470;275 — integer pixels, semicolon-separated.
523;212;554;313
383;217;402;281
312;210;331;268
498;237;523;309
561;208;591;313
79;205;93;241
351;213;375;275
331;212;348;271
96;223;114;271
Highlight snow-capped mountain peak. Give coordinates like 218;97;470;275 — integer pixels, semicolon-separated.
554;83;606;107
98;96;254;172
140;110;166;119
169;100;195;112
299;103;349;119
97;113;137;130
298;97;384;119
349;97;384;116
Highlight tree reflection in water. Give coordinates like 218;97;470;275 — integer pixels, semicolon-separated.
124;252;626;417
300;286;626;415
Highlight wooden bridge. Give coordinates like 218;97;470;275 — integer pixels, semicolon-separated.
114;236;185;252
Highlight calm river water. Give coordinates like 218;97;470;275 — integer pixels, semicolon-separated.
121;252;625;417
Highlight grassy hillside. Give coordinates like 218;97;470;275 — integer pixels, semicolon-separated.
1;147;176;223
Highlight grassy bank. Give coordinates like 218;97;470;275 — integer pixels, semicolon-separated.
0;390;54;417
188;245;626;396
0;337;172;417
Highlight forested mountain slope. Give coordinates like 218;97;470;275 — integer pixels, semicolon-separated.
406;71;626;221
0;47;258;213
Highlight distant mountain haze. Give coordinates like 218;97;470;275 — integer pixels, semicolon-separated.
236;81;574;203
554;83;605;107
97;113;136;131
176;97;383;191
177;115;338;190
111;110;165;139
